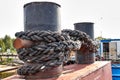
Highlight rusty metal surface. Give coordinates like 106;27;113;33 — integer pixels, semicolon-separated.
74;22;96;64
60;61;112;80
76;50;95;64
81;61;112;80
20;64;63;79
13;38;33;49
3;61;112;80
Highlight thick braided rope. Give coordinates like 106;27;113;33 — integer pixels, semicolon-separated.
15;30;81;75
62;29;97;53
15;30;68;42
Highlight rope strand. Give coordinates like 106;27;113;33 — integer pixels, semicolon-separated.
15;29;97;75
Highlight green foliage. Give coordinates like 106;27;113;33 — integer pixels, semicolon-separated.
95;36;107;40
95;36;111;40
11;38;16;53
0;38;5;52
0;35;16;53
3;35;13;51
0;58;13;65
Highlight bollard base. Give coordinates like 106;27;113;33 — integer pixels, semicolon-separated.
76;51;95;64
20;64;63;79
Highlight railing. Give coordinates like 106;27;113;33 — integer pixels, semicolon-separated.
0;54;17;62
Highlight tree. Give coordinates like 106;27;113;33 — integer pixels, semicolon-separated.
0;38;5;52
3;35;13;52
11;38;16;53
95;36;106;40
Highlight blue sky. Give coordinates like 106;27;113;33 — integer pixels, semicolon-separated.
0;0;120;38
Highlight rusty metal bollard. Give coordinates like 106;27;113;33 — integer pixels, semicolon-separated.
74;22;95;64
14;2;63;79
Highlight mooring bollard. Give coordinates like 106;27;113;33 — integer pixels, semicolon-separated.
74;22;94;39
14;30;83;79
14;2;63;79
13;2;97;79
24;2;61;32
14;29;96;79
74;22;95;64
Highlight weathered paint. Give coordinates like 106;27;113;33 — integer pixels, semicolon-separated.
24;2;61;32
109;42;117;60
3;61;112;80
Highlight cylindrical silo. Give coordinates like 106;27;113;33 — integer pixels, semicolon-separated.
24;2;61;32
